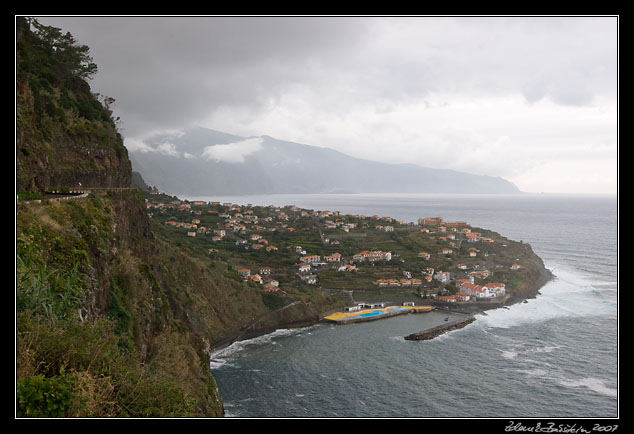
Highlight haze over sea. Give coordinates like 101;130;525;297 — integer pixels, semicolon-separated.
181;193;617;418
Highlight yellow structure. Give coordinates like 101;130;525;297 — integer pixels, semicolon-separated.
323;305;433;323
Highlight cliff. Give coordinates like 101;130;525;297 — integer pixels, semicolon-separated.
16;17;131;194
16;19;225;417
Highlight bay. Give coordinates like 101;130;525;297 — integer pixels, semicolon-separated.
190;193;618;418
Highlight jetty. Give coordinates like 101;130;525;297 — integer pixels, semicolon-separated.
404;315;475;341
322;304;434;325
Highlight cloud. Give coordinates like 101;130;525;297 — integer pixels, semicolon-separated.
201;137;264;163
32;16;618;193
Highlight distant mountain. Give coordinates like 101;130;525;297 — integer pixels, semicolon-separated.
129;126;521;195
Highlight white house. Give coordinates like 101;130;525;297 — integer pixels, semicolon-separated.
301;255;321;263
296;263;311;273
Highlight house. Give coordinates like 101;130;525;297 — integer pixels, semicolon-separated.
455;291;471;302
487;282;506;296
438;295;457;303
300;274;318;285
511;263;521;270
352;250;392;262
296;263;311;273
237;269;251;278
187;231;196;237
441;248;453;255
469;269;490;279
324;253;342;262
248;274;263;284
263;284;279;292
434;271;450;284
259;267;272;275
266;245;278;252
301;255;321;263
264;278;279;287
471;286;494;299
337;264;357;272
418;252;431;260
419;217;443;226
456;277;475;288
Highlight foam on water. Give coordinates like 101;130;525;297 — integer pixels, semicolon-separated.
209;327;312;369
476;261;616;330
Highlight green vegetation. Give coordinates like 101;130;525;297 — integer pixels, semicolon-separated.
145;193;547;302
16;194;224;417
16;17;130;194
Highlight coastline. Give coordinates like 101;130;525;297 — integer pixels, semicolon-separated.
209;264;553;355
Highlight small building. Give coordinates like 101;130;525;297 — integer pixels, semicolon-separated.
296;263;311;273
300;274;318;285
455;291;471;302
301;255;321;263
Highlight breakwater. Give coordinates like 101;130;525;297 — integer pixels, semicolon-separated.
404;315;475;341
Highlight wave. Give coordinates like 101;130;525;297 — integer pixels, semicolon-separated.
517;368;617;399
558;377;618;399
209;326;314;369
476;261;617;330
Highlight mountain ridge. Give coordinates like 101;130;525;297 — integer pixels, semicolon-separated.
129;126;521;196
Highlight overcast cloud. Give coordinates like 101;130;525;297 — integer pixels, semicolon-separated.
32;15;618;194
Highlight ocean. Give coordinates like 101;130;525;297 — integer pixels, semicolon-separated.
185;193;618;419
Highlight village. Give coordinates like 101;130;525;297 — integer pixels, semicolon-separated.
144;192;528;308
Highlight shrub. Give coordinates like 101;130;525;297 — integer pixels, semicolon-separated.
16;373;73;417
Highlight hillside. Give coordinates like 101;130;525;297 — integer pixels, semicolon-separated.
15;18;548;418
130;127;521;196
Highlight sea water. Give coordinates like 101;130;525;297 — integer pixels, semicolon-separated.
194;193;617;418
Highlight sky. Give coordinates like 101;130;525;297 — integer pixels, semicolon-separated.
31;15;618;194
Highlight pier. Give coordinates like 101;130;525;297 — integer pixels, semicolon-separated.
403;315;475;341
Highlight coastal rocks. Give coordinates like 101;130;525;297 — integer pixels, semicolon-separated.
404;316;476;341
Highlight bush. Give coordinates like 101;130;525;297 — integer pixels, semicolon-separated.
17;373;73;417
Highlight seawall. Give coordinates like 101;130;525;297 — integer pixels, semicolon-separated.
404;315;476;341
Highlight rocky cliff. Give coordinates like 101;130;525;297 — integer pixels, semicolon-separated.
16;17;131;193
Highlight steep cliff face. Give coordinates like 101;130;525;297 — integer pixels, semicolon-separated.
17;191;229;416
16;17;131;193
15;18;224;417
